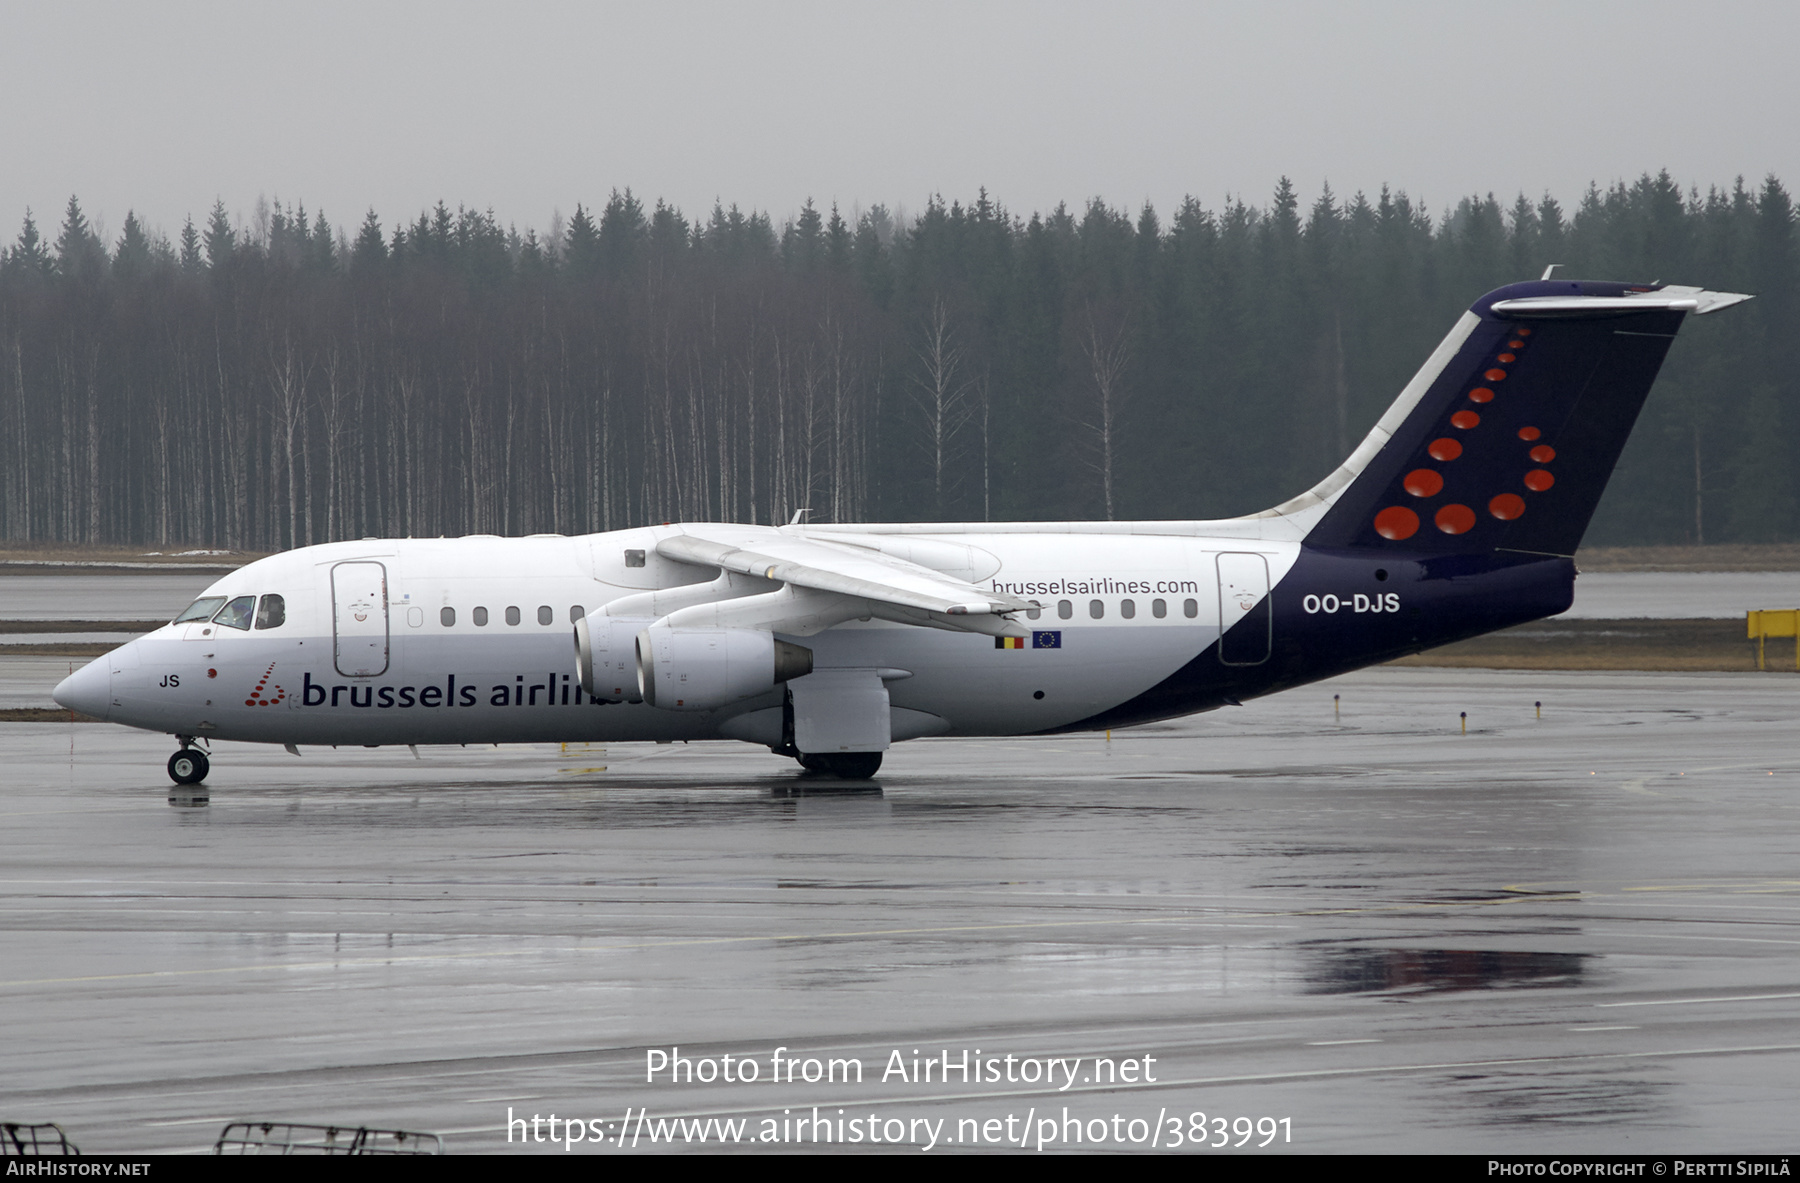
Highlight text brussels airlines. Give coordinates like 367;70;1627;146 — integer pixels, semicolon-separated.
1302;593;1401;615
301;671;601;709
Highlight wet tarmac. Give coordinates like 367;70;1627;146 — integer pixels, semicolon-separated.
0;574;213;621
1565;571;1800;619
0;657;85;709
3;667;1799;1153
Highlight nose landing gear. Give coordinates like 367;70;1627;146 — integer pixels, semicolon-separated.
168;743;209;785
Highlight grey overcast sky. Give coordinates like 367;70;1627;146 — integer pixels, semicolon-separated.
1;0;1794;244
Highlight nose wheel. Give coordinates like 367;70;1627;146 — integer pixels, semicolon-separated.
168;747;209;785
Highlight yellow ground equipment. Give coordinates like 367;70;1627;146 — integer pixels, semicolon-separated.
1746;610;1800;671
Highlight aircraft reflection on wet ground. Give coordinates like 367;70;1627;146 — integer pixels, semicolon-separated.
1306;948;1589;996
4;666;1800;1153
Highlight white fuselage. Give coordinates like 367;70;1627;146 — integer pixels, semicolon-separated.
78;524;1300;747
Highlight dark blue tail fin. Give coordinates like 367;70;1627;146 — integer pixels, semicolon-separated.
1300;280;1750;557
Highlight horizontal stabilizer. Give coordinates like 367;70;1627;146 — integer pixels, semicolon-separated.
1491;285;1751;318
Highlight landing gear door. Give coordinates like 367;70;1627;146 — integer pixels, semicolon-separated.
332;561;389;677
790;669;891;754
1216;552;1271;666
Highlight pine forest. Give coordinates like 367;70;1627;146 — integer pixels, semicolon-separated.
0;172;1794;551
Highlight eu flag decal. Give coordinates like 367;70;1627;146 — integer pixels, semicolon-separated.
1032;631;1062;649
995;636;1025;649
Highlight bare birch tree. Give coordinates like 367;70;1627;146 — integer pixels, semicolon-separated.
907;296;973;518
1078;303;1131;521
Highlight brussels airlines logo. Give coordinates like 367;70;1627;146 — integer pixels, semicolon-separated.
245;662;287;707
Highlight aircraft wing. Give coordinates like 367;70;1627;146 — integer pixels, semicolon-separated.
656;528;1034;621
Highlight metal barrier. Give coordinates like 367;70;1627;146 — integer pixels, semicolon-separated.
1;1122;80;1155
213;1122;442;1155
1746;610;1800;671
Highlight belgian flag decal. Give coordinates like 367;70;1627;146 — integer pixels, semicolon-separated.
995;636;1025;649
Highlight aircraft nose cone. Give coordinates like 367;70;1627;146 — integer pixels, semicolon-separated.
53;655;111;721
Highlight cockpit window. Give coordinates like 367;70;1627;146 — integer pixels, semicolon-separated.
255;594;286;630
173;596;227;624
213;595;255;631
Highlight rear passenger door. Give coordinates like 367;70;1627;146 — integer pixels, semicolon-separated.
1216;552;1271;666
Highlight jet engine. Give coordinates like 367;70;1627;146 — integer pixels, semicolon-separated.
634;626;813;711
574;615;655;703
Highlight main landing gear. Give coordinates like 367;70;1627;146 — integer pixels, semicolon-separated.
167;741;209;786
795;751;883;779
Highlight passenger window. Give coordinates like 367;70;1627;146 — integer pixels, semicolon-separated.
213;595;254;630
1026;601;1042;621
1183;598;1198;618
1057;600;1073;620
473;607;488;626
1121;599;1136;619
505;606;521;626
537;605;553;626
1152;598;1167;619
254;594;286;629
570;605;585;623
441;607;456;627
1089;599;1104;619
174;596;227;624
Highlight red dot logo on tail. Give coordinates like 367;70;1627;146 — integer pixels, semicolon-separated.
1403;469;1443;498
1489;494;1526;520
1374;506;1419;540
1435;504;1476;534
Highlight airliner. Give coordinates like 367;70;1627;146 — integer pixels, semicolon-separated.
54;278;1749;784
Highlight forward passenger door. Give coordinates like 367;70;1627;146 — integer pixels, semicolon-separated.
332;561;390;677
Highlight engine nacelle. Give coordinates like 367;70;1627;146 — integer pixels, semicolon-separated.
635;626;812;711
574;615;654;703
